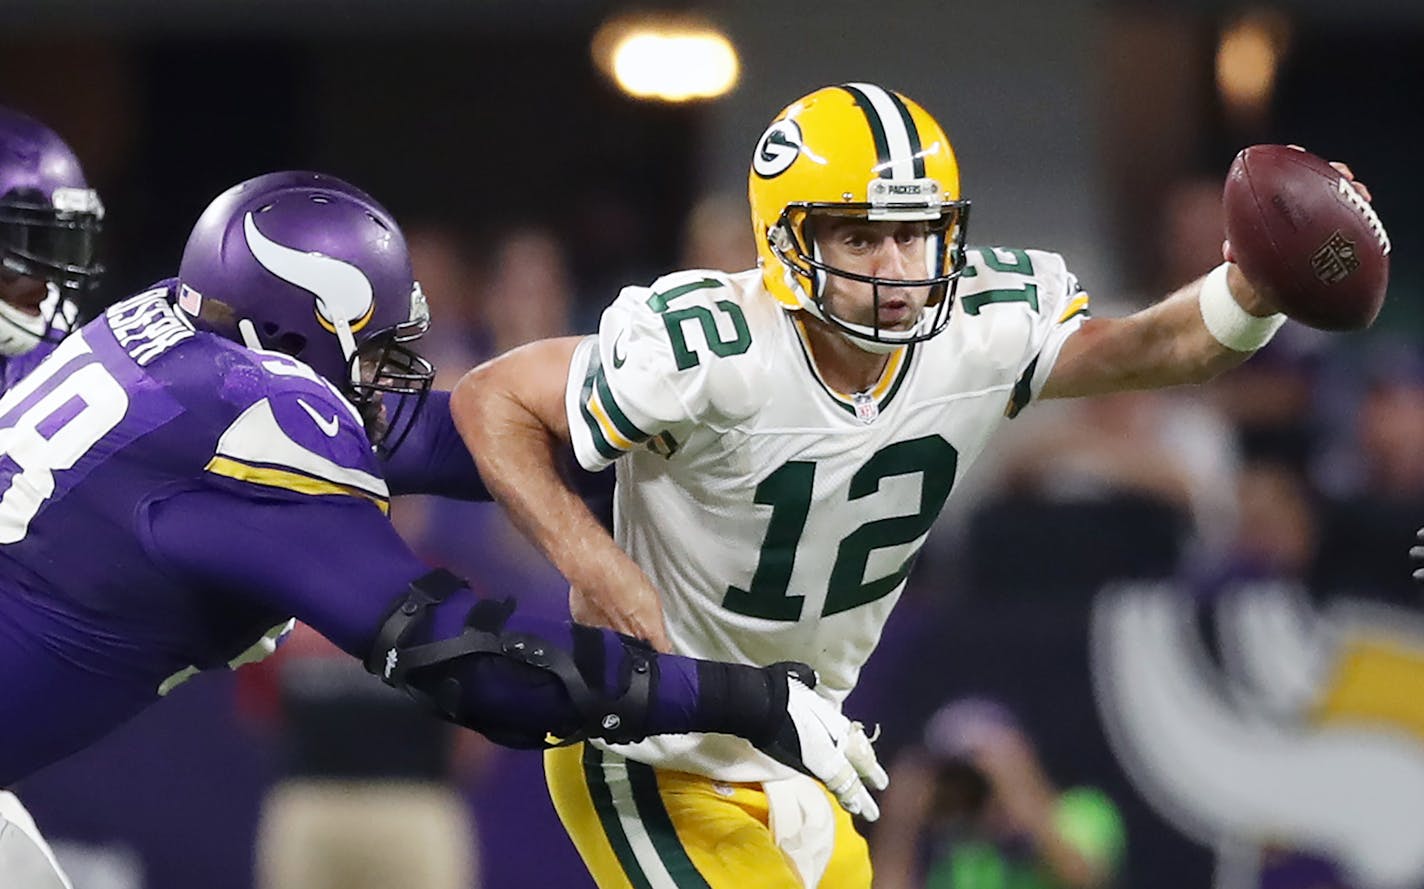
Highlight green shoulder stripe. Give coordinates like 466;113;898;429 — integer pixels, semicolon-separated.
646;278;723;314
578;352;622;460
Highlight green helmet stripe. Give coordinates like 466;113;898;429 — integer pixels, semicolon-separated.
885;89;926;178
840;83;894;179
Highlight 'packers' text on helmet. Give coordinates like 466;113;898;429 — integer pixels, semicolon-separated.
748;83;970;349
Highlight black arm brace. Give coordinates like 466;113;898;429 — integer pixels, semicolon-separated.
363;569;655;748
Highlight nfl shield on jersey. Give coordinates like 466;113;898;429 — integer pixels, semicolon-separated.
0;281;387;784
564;246;1089;784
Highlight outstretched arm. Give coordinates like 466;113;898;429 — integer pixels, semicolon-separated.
1043;160;1371;401
1040;263;1279;400
450;337;671;650
146;488;883;816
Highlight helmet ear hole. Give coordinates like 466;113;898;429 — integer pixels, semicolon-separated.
261;321;280;336
273;331;306;356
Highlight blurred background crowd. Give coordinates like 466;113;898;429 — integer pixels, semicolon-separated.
5;0;1422;887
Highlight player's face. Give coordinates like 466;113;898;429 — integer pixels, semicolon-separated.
356;352;391;442
812;217;933;332
0;269;48;317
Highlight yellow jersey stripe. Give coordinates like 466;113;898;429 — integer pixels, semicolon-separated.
869;345;907;399
205;456;390;515
1058;293;1090;324
588;391;639;451
791;317;908;406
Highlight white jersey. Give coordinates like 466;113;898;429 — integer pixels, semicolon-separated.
564;247;1090;782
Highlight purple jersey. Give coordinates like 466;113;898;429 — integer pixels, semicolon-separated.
0;283;427;782
0;337;57;396
0;285;770;787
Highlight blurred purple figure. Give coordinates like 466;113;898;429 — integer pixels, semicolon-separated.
0;105;104;373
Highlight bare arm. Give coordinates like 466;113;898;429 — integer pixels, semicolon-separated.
449;337;672;651
1041;263;1278;400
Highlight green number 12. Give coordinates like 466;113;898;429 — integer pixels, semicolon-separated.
722;434;959;620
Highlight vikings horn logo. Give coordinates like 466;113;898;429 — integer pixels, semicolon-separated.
243;211;376;334
1093;582;1424;888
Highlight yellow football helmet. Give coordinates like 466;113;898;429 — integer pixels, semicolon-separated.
748;83;970;347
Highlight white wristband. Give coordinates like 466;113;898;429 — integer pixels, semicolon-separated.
1197;262;1286;352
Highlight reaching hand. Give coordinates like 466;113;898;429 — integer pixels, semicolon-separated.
754;663;889;821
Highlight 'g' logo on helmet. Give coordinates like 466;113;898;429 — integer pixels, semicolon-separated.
753;119;803;179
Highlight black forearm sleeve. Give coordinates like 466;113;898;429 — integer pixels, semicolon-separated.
367;570;788;749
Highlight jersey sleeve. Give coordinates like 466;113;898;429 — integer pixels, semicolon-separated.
201;352;391;513
962;247;1090;418
380;390;491;501
565;272;767;471
145;487;431;658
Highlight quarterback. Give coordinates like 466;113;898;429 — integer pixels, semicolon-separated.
0;170;886;887
453;83;1371;887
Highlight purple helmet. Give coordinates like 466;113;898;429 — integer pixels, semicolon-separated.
176;171;434;453
0;106;105;347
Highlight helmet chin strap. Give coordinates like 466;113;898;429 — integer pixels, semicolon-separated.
843;328;907;355
333;317;359;387
237;314;361;390
237;318;263;351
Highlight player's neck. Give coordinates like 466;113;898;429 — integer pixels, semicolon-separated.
797;313;892;395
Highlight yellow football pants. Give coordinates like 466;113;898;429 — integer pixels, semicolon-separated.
546;743;872;888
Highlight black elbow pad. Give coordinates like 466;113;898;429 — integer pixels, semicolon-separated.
364;569;655;748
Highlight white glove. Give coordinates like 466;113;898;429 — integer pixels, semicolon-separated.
757;667;889;821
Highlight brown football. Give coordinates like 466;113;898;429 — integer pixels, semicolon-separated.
1222;144;1390;331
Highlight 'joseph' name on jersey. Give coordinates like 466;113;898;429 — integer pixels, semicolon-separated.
564;247;1088;782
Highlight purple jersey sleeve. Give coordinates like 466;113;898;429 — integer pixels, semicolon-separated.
380;390;613;503
145;489;427;656
143;488;775;747
380;390;490;500
0;343;56;396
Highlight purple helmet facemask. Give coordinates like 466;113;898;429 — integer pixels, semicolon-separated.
176;171;434;455
0;106;105;354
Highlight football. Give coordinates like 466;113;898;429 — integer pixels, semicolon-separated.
1222;144;1391;331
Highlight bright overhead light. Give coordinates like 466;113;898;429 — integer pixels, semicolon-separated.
593;15;740;103
1217;10;1292;122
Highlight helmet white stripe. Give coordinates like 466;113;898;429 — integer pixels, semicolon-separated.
844;82;915;180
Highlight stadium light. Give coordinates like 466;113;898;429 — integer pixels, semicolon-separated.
1216;10;1292;125
592;14;740;103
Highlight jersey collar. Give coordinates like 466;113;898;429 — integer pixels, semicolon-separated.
789;315;915;422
